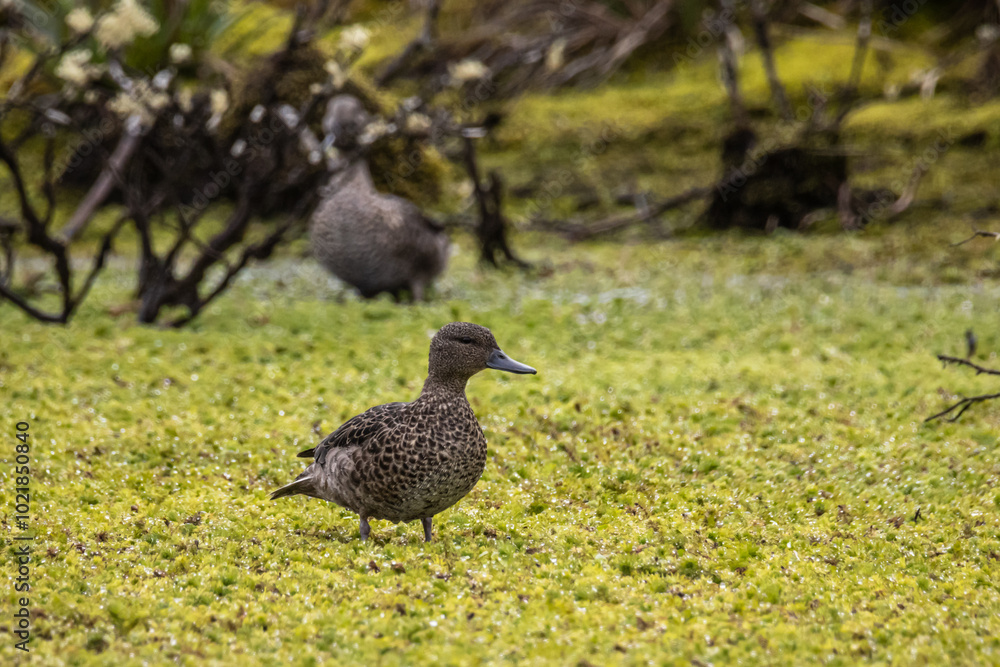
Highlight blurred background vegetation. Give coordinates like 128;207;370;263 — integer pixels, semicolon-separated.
2;0;1000;326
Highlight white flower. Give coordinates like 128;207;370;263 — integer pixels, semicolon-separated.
359;118;390;145
546;38;566;71
339;25;370;52
455;179;474;199
95;14;130;49
209;89;229;116
169;43;192;65
145;88;170;111
65;8;95;34
118;0;158;35
448;59;489;85
55;49;100;87
324;60;347;89
977;24;1000;44
152;69;173;91
276;104;299;128
94;0;159;50
107;80;169;126
205;89;229;132
175;88;193;113
919;67;941;100
108;91;153;126
404;113;431;134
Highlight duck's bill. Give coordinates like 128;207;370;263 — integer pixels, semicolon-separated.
487;349;537;375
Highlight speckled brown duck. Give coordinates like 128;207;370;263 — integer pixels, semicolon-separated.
309;95;450;301
270;322;536;542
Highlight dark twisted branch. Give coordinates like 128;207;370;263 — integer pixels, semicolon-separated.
595;0;672;82
934;355;1000;376
128;14;330;325
885;162;928;218
555;186;712;241
0;32;131;325
41;128;56;225
925;392;1000;423
0;133;73;320
952;228;1000;247
460;135;528;268
0;140;128;323
139;105;318;323
59;117;145;242
926;355;1000;422
373;0;674;95
135;188;255;323
377;0;441;87
717;0;747;125
0;280;66;322
164;212;306;328
797;2;846;30
0;218;16;286
2;32;88;111
0;11;338;327
164;204;220;269
750;0;792;121
837;0;873;122
67;216;128;320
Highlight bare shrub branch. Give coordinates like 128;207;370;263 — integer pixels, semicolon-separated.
926;355;1000;422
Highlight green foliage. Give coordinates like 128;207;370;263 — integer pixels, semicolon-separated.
15;0;231;73
486;30;999;226
207;1;295;61
4;219;1000;663
128;0;233;72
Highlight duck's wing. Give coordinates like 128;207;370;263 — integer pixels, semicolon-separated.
297;402;408;465
384;195;445;233
418;212;445;233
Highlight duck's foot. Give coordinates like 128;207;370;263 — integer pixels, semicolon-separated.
421;517;432;542
360;516;371;541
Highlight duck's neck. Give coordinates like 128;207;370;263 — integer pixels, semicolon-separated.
417;374;470;404
326;156;374;195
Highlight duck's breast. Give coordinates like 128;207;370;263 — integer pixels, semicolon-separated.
359;408;487;522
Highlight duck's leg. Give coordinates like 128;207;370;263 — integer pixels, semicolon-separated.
421;517;433;542
359;516;371;541
410;281;426;303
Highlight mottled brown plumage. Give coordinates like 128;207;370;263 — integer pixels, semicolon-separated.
309;95;450;301
270;322;536;542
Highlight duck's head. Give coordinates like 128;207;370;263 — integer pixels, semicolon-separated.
322;95;372;150
429;322;536;382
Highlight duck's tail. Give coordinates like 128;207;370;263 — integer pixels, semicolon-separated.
270;475;317;500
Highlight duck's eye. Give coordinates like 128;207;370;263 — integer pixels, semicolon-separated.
460;337;474;344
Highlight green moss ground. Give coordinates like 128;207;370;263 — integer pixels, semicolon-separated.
4;225;1000;665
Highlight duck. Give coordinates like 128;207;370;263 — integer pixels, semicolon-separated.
270;322;536;542
309;95;450;301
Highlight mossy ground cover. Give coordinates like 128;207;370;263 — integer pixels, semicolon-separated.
4;223;1000;665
